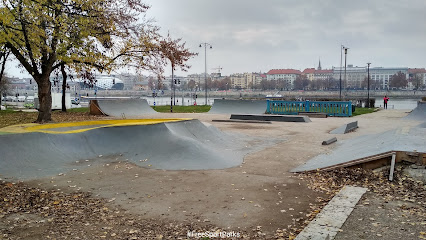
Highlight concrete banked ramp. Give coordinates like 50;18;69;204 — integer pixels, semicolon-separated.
0;120;246;180
404;101;426;121
292;123;426;172
91;99;157;118
208;99;267;114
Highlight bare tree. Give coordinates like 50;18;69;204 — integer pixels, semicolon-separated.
410;73;423;89
390;71;408;89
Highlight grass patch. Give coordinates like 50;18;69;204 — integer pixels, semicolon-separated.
152;105;211;113
0;109;17;115
352;107;376;116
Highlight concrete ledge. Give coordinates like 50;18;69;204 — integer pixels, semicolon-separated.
298;112;328;118
230;114;311;122
330;121;358;134
295;186;367;240
322;137;337;145
211;119;272;124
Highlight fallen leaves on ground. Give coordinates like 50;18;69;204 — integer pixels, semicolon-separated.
280;166;426;238
0;110;105;128
300;166;425;209
0;182;271;239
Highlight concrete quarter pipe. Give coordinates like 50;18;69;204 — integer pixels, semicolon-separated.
293;101;426;172
291;124;426;172
404;101;426;121
90;99;157;118
208;99;267;114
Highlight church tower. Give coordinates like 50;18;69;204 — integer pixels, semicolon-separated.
317;58;322;70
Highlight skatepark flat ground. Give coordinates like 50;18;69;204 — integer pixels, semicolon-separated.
11;108;421;238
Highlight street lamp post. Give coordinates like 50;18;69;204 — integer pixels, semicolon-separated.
339;45;344;100
199;43;212;105
367;62;371;108
344;47;349;97
170;67;174;112
194;84;198;105
173;78;176;106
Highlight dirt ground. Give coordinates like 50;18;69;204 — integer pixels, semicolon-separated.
2;109;424;239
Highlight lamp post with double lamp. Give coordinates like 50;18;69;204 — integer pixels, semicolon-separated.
199;43;212;105
367;62;371;108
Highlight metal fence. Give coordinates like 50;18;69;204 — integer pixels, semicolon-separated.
267;100;352;117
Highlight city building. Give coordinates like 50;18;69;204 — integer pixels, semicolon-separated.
333;65;367;89
229;72;263;89
408;68;426;89
266;69;301;88
314;69;334;81
302;68;315;81
302;68;333;81
230;73;246;89
369;67;408;90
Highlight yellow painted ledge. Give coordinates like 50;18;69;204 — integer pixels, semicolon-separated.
0;118;192;134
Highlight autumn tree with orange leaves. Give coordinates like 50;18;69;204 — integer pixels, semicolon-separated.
0;0;195;122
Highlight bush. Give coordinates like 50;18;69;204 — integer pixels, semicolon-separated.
367;98;375;108
24;103;34;108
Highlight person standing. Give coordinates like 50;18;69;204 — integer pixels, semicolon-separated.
383;95;389;109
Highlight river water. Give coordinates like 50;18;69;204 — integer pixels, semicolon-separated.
374;98;420;110
144;96;421;110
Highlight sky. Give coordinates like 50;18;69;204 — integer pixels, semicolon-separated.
7;0;426;78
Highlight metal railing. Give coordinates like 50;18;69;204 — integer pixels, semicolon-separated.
267;100;352;117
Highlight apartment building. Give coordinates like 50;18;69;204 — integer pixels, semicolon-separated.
314;69;334;80
369;67;408;90
229;72;263;89
230;73;245;89
408;68;426;89
302;68;315;81
303;68;333;81
333;65;367;89
266;69;301;88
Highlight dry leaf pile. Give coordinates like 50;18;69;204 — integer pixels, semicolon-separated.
300;166;425;208
0;111;104;129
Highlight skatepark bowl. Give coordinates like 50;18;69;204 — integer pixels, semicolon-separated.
0;118;252;181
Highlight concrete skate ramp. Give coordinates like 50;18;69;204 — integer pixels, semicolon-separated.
91;99;157;117
404;101;426;121
292;125;426;172
0;120;246;180
209;99;267;114
330;121;358;134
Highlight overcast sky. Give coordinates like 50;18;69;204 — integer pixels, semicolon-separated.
7;0;426;78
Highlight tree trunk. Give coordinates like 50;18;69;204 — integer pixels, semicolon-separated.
61;64;67;112
36;77;52;123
